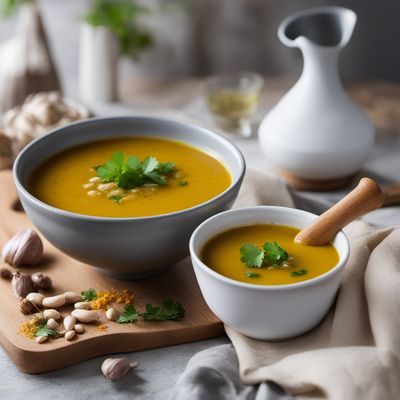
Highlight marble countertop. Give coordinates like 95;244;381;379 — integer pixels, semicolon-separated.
1;79;400;399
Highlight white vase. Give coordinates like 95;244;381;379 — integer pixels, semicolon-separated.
258;7;374;186
79;24;119;103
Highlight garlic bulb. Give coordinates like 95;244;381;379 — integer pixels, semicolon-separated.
2;92;90;155
0;2;61;114
101;358;138;381
1;229;43;267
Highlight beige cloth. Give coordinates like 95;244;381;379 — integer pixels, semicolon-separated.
227;170;400;400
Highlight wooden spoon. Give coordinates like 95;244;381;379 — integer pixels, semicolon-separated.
382;183;400;206
295;177;384;246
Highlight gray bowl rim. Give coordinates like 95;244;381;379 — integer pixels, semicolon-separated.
189;205;350;291
13;115;246;222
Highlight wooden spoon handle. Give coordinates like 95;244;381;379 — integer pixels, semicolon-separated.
382;184;400;206
295;178;384;246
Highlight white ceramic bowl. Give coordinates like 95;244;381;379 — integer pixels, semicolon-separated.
189;206;349;340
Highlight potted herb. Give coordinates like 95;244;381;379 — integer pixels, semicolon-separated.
0;0;61;113
79;0;152;103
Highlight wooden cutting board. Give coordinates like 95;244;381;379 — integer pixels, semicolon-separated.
0;170;224;374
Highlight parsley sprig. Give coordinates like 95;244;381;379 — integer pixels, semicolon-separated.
240;242;289;268
34;317;61;338
142;299;185;321
81;289;97;301
117;299;185;324
290;269;308;277
96;151;176;190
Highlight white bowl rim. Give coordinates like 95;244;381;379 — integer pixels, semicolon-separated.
189;205;350;291
13;115;246;222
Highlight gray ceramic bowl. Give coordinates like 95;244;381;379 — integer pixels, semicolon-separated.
14;116;245;279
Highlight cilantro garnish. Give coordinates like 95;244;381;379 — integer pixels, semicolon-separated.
96;151;175;190
263;242;289;266
177;180;188;187
117;304;138;323
109;195;122;203
116;300;185;323
81;289;97;301
240;242;290;268
142;299;185;321
245;271;260;278
35;325;61;338
240;244;265;268
290;269;308;277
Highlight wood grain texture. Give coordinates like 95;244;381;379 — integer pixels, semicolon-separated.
295;178;385;246
0;171;224;374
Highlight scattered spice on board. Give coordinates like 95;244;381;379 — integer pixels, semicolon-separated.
18;315;43;338
88;289;135;310
97;324;108;332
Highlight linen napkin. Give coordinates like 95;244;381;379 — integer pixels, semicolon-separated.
172;169;400;400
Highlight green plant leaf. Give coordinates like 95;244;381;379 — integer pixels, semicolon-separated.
245;271;260;278
81;289;97;301
35;326;61;338
117;304;138;323
142;299;185;321
240;243;264;268
263;242;289;266
96;151;176;190
83;0;152;57
290;269;308;277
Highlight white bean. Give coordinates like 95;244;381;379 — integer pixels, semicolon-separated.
36;336;48;344
65;330;76;341
71;309;98;323
42;294;65;308
74;301;91;310
63;315;76;331
43;309;60;320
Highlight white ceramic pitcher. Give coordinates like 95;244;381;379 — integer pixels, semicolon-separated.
259;7;374;188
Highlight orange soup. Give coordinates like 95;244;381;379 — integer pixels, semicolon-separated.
201;224;339;285
29;137;232;218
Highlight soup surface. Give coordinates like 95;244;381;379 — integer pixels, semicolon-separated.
29;137;232;218
201;224;339;285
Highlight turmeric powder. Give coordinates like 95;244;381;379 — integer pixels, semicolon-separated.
90;289;134;310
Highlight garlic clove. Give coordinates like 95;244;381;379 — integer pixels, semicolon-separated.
26;292;45;307
71;309;98;323
43;309;60;320
31;272;52;289
1;229;43;267
101;358;138;381
11;272;38;298
42;294;65;308
63;315;76;331
105;307;118;321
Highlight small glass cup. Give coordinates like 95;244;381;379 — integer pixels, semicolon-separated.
203;72;264;138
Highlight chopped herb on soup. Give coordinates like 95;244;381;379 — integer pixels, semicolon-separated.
201;224;339;285
29;137;232;218
96;151;176;190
